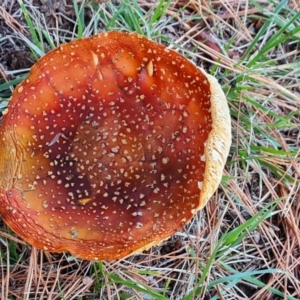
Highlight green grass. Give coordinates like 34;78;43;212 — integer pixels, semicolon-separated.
1;0;300;299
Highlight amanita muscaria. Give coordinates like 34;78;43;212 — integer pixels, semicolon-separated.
0;31;231;260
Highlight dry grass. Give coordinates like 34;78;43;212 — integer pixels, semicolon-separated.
0;0;300;299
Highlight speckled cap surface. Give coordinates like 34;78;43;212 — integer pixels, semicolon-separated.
0;31;231;260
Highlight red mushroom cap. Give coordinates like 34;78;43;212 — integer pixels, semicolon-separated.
0;31;231;260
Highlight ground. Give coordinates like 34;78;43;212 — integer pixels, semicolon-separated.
0;1;300;299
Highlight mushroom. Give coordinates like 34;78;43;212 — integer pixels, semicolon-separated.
0;31;231;260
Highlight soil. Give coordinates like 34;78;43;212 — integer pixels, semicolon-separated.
0;0;78;73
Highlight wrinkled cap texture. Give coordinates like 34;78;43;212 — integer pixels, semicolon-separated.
0;31;231;260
